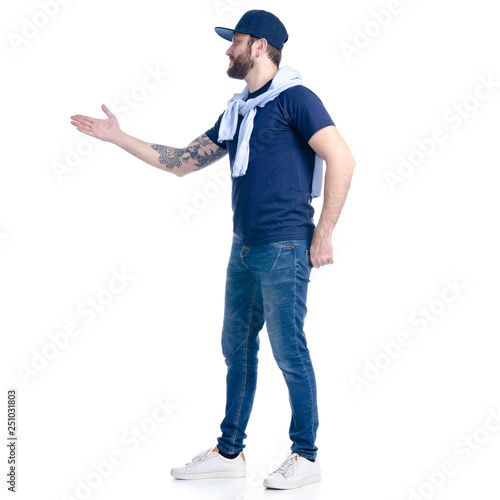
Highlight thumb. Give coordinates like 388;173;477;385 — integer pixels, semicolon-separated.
101;104;115;119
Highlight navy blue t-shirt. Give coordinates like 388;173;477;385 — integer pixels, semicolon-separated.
206;78;335;245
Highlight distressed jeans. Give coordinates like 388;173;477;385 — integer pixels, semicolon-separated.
217;239;318;461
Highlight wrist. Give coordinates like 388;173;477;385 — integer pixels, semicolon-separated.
314;222;334;239
112;129;127;147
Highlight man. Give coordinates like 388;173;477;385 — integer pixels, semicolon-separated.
70;9;355;490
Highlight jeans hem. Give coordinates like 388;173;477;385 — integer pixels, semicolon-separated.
293;451;317;461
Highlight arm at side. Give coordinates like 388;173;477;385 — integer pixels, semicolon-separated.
308;125;356;267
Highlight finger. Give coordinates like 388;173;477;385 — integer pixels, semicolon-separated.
70;114;94;123
71;121;93;132
101;104;114;118
70;121;86;129
71;117;94;127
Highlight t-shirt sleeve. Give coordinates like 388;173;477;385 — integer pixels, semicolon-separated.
281;86;335;143
205;112;227;150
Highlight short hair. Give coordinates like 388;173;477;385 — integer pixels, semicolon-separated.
248;34;282;67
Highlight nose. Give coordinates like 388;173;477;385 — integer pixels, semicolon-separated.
226;43;234;57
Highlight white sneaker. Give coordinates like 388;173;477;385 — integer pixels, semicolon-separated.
170;446;246;480
263;453;321;489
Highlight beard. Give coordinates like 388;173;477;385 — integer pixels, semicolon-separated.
227;46;255;80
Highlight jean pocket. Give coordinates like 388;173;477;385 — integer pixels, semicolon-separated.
305;249;313;272
268;242;296;273
240;245;251;258
270;240;295;249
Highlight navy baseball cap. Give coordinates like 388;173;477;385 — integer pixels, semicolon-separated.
215;10;288;50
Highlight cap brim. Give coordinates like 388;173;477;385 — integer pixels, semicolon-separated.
214;27;235;42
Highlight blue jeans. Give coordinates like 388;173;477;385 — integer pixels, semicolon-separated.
217;239;318;461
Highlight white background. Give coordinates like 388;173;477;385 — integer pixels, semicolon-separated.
2;0;500;499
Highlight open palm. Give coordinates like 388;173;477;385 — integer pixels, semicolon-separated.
70;104;120;143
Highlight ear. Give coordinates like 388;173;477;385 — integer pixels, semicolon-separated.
257;38;269;55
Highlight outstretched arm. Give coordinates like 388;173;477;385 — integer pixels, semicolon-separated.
70;104;227;176
117;131;227;176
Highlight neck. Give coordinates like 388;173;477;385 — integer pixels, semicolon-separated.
245;64;279;93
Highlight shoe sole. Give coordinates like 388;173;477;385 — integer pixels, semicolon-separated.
171;470;246;480
263;473;321;489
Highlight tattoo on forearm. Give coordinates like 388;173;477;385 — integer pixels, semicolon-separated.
186;135;227;170
151;145;185;169
151;134;226;173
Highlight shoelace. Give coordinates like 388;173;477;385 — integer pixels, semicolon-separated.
188;447;215;464
272;453;301;477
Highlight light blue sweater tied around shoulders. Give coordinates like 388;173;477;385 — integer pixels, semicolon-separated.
217;66;324;198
